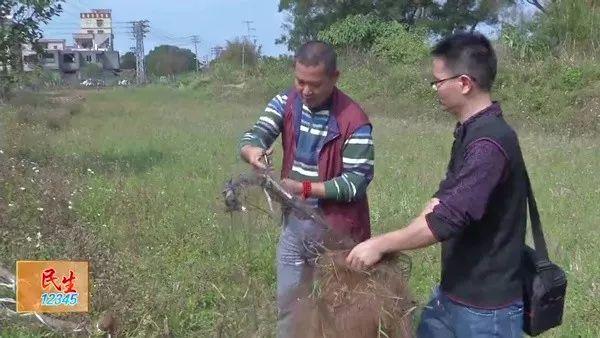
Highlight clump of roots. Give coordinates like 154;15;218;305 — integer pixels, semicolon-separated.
290;250;416;338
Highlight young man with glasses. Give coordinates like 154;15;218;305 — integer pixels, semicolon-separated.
346;32;528;337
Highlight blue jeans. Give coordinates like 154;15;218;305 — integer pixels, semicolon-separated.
276;214;325;338
417;287;524;338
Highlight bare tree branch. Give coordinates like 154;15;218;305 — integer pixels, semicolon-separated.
524;0;547;13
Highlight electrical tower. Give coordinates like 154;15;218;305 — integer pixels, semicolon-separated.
191;35;201;72
131;20;149;84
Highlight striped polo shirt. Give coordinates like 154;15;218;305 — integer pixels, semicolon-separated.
240;92;374;203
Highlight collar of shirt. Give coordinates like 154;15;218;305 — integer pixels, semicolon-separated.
306;94;333;114
454;101;503;140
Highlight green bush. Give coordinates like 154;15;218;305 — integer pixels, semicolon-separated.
317;14;384;51
81;63;104;79
210;61;243;84
560;66;584;89
504;1;600;60
536;0;600;56
319;15;429;65
371;24;429;65
501;25;549;61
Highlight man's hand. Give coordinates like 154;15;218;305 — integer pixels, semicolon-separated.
346;237;387;271
280;178;302;195
240;145;272;170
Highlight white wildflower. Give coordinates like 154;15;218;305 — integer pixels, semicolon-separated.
8;203;14;207
19;187;26;191
37;207;44;211
26;236;32;242
36;232;41;239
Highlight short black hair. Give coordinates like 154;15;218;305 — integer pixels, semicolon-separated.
431;32;497;92
294;41;337;75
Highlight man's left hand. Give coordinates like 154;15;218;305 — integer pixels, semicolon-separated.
346;237;386;270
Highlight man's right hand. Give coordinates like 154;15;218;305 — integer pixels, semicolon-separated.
240;145;271;170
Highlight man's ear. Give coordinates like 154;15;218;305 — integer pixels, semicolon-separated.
460;75;475;95
331;69;340;82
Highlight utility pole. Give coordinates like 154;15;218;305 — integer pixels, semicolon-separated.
191;35;200;72
241;20;256;73
131;20;149;85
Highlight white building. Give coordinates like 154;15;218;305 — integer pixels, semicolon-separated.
73;9;113;51
37;38;66;51
19;8;120;81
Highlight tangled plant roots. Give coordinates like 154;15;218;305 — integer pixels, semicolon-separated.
224;172;416;337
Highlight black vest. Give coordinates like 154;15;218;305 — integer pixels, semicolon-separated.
439;109;527;307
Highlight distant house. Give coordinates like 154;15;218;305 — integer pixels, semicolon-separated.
20;9;120;81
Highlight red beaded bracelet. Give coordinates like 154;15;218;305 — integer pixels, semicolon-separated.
302;181;312;199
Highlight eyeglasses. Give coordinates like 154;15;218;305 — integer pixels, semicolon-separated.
430;74;476;90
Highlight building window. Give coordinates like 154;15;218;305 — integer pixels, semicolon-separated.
87;30;94;34
85;55;92;62
97;19;104;27
96;54;102;63
24;54;38;64
63;54;75;64
53;45;58;50
97;30;104;34
42;53;55;63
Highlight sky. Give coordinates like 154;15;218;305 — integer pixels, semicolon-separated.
40;0;291;59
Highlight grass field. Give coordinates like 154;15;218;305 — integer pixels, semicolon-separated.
0;86;598;337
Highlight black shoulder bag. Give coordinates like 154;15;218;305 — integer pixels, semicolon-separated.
522;170;568;336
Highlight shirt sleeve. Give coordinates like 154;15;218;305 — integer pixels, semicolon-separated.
323;124;374;201
238;92;287;151
426;138;508;241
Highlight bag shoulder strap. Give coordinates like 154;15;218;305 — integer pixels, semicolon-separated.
525;169;550;260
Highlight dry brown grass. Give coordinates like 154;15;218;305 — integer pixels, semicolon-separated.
289;250;415;338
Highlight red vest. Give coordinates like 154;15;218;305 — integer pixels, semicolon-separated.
281;87;372;243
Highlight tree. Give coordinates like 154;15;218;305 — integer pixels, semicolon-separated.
120;51;135;69
428;0;515;35
217;38;261;68
145;45;196;76
276;0;433;50
318;14;429;64
277;0;515;50
0;0;63;100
